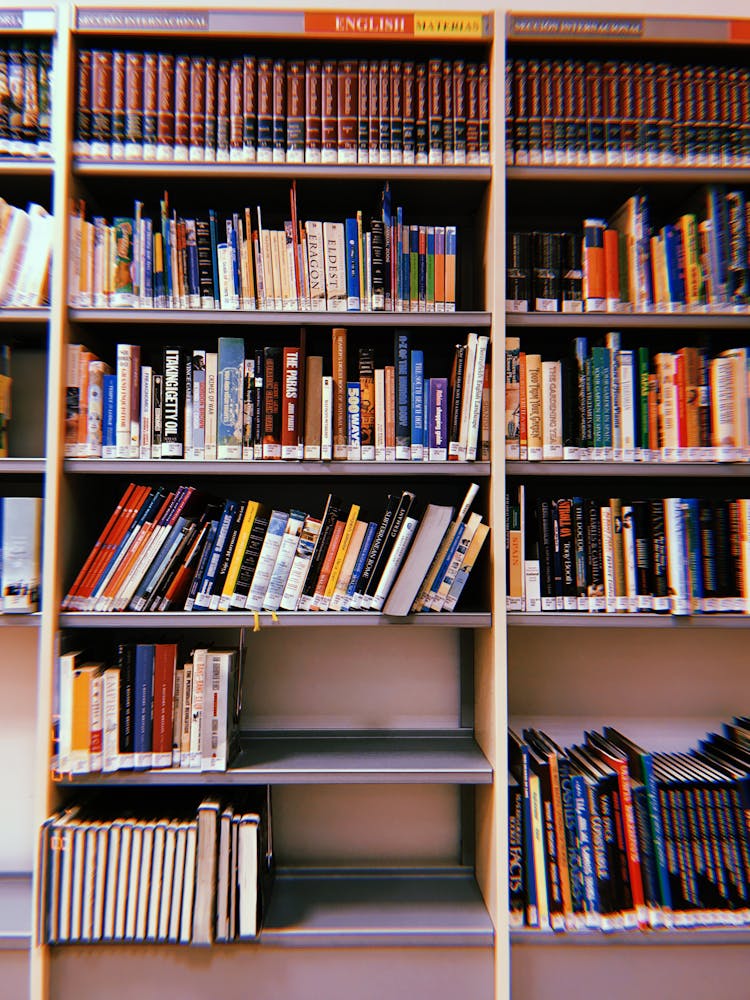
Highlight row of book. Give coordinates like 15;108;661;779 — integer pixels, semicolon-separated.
68;186;459;313
75;49;490;166
0;40;52;158
54;644;241;777
507;186;750;315
65;332;489;464
0;199;52;307
0;496;42;613
62;482;488;616
505;335;750;464
506;489;750;616
39;788;273;944
506;57;750;168
509;722;750;931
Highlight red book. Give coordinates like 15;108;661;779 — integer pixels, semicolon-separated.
156;53;174;158
174;54;190;161
151;643;177;768
281;346;301;460
310;519;345;610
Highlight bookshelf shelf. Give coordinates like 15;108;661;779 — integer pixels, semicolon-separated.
507;613;750;629
0;874;32;952
64;730;492;785
73;161;492;183
262;868;494;948
511;928;750;948
506;461;750;479
506;166;750;185
0;613;40;628
0;309;51;326
64;459;490;477
505;312;750;330
58;611;492;629
0;458;45;475
0;160;53;178
69;309;492;328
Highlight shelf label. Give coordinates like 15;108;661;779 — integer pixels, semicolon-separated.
304;10;490;38
508;14;643;39
75;8;209;31
0;11;23;29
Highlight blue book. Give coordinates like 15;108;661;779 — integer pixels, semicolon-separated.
410;349;424;460
208;208;221;306
381;183;392;310
428;376;448;461
227;217;240;299
394;331;410;460
193;499;238;610
133;643;155;769
570;770;601;924
217;336;244;460
142;216;153;305
445;225;457;311
683;497;704;613
346;381;361;460
343;520;378;609
508;730;539;928
425;521;465;611
345;217;360;310
663;224;686;306
185;219;200;307
101;373;117;458
184;516;220;611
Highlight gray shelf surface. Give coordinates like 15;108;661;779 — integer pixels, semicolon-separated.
0;160;52;177
506;461;749;478
512;926;750;947
0;874;31;951
262;868;493;948
507;613;750;629
59;611;491;629
67;730;492;785
0;457;45;475
69;308;491;327
64;459;489;477
74;161;492;183
506;311;750;329
507;166;750;184
0;612;40;627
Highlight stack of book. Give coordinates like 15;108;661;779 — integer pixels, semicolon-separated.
507;186;750;314
39;788;273;944
505;334;750;464
507;487;750;616
53;644;241;776
0;199;53;307
65;331;489;464
62;482;488;616
507;57;750;168
68;186;459;313
510;722;750;932
75;49;490;165
0;495;42;613
0;39;52;158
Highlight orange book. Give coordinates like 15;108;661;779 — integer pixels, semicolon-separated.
677;346;701;450
310;518;345;609
98;488;174;609
674;351;688;450
519;351;528;459
603;227;620;310
332;326;347;459
582;218;606;310
647;373;659;452
434;226;445;311
384;364;395;458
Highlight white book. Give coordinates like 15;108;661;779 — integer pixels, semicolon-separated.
305;220;326;309
1;496;42;613
455;332;477;461
279;516;321;611
374;367;386;461
136;825;154;941
70;824;87;941
655;352;679;462
139;365;152;460
168;824;188;942
204;351;218;460
188;648;207;769
606;334;621;462
370;516;419;611
125;825;143;940
86;359;109;458
600;504;617;614
180;822;198;943
541;360;563;460
12;204;53;306
157;822;178;942
619;350;637;462
67;210;82;306
664;498;690;616
92;825;108;941
466;335;490;461
102;823;122;940
115;343;134;459
237;813;260;939
321;375;333;461
245;510;288;610
0;205;31;305
179;661;194;768
88;673;103;772
431;512;483;613
215;805;234;942
323;221;346;310
58;821;77;941
262;509;306;611
524;560;542;613
114;823;133;940
171;667;184;767
621;504;638;612
202;650;238;772
191;349;207;460
146;822;166;941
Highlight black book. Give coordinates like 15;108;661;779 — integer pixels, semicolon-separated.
506;232;531;310
253;346;265;460
556;497;577;611
230;504;270;609
560;231;583;310
523;731;566;931
297;493;343;608
184;511;222;611
364;489;416;605
508;772;525;926
144;519;199;611
195;217;215;308
354;493;397;605
698;499;719;609
535;497;556;612
584;498;604;611
571;497;588;609
447;343;467;456
161;346;186;459
117;642;136;767
648;499;669;611
561;356;578;454
370;219;386;311
158;508;219;611
652;753;704;915
632;500;652;611
532;230;561;312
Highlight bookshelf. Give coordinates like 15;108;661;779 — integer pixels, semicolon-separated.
505;6;750;999
26;4;502;1000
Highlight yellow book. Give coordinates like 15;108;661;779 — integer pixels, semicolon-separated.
323;503;361;604
218;500;259;611
71;663;98;774
525;353;543;461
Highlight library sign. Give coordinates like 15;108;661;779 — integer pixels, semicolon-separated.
303;11;491;38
